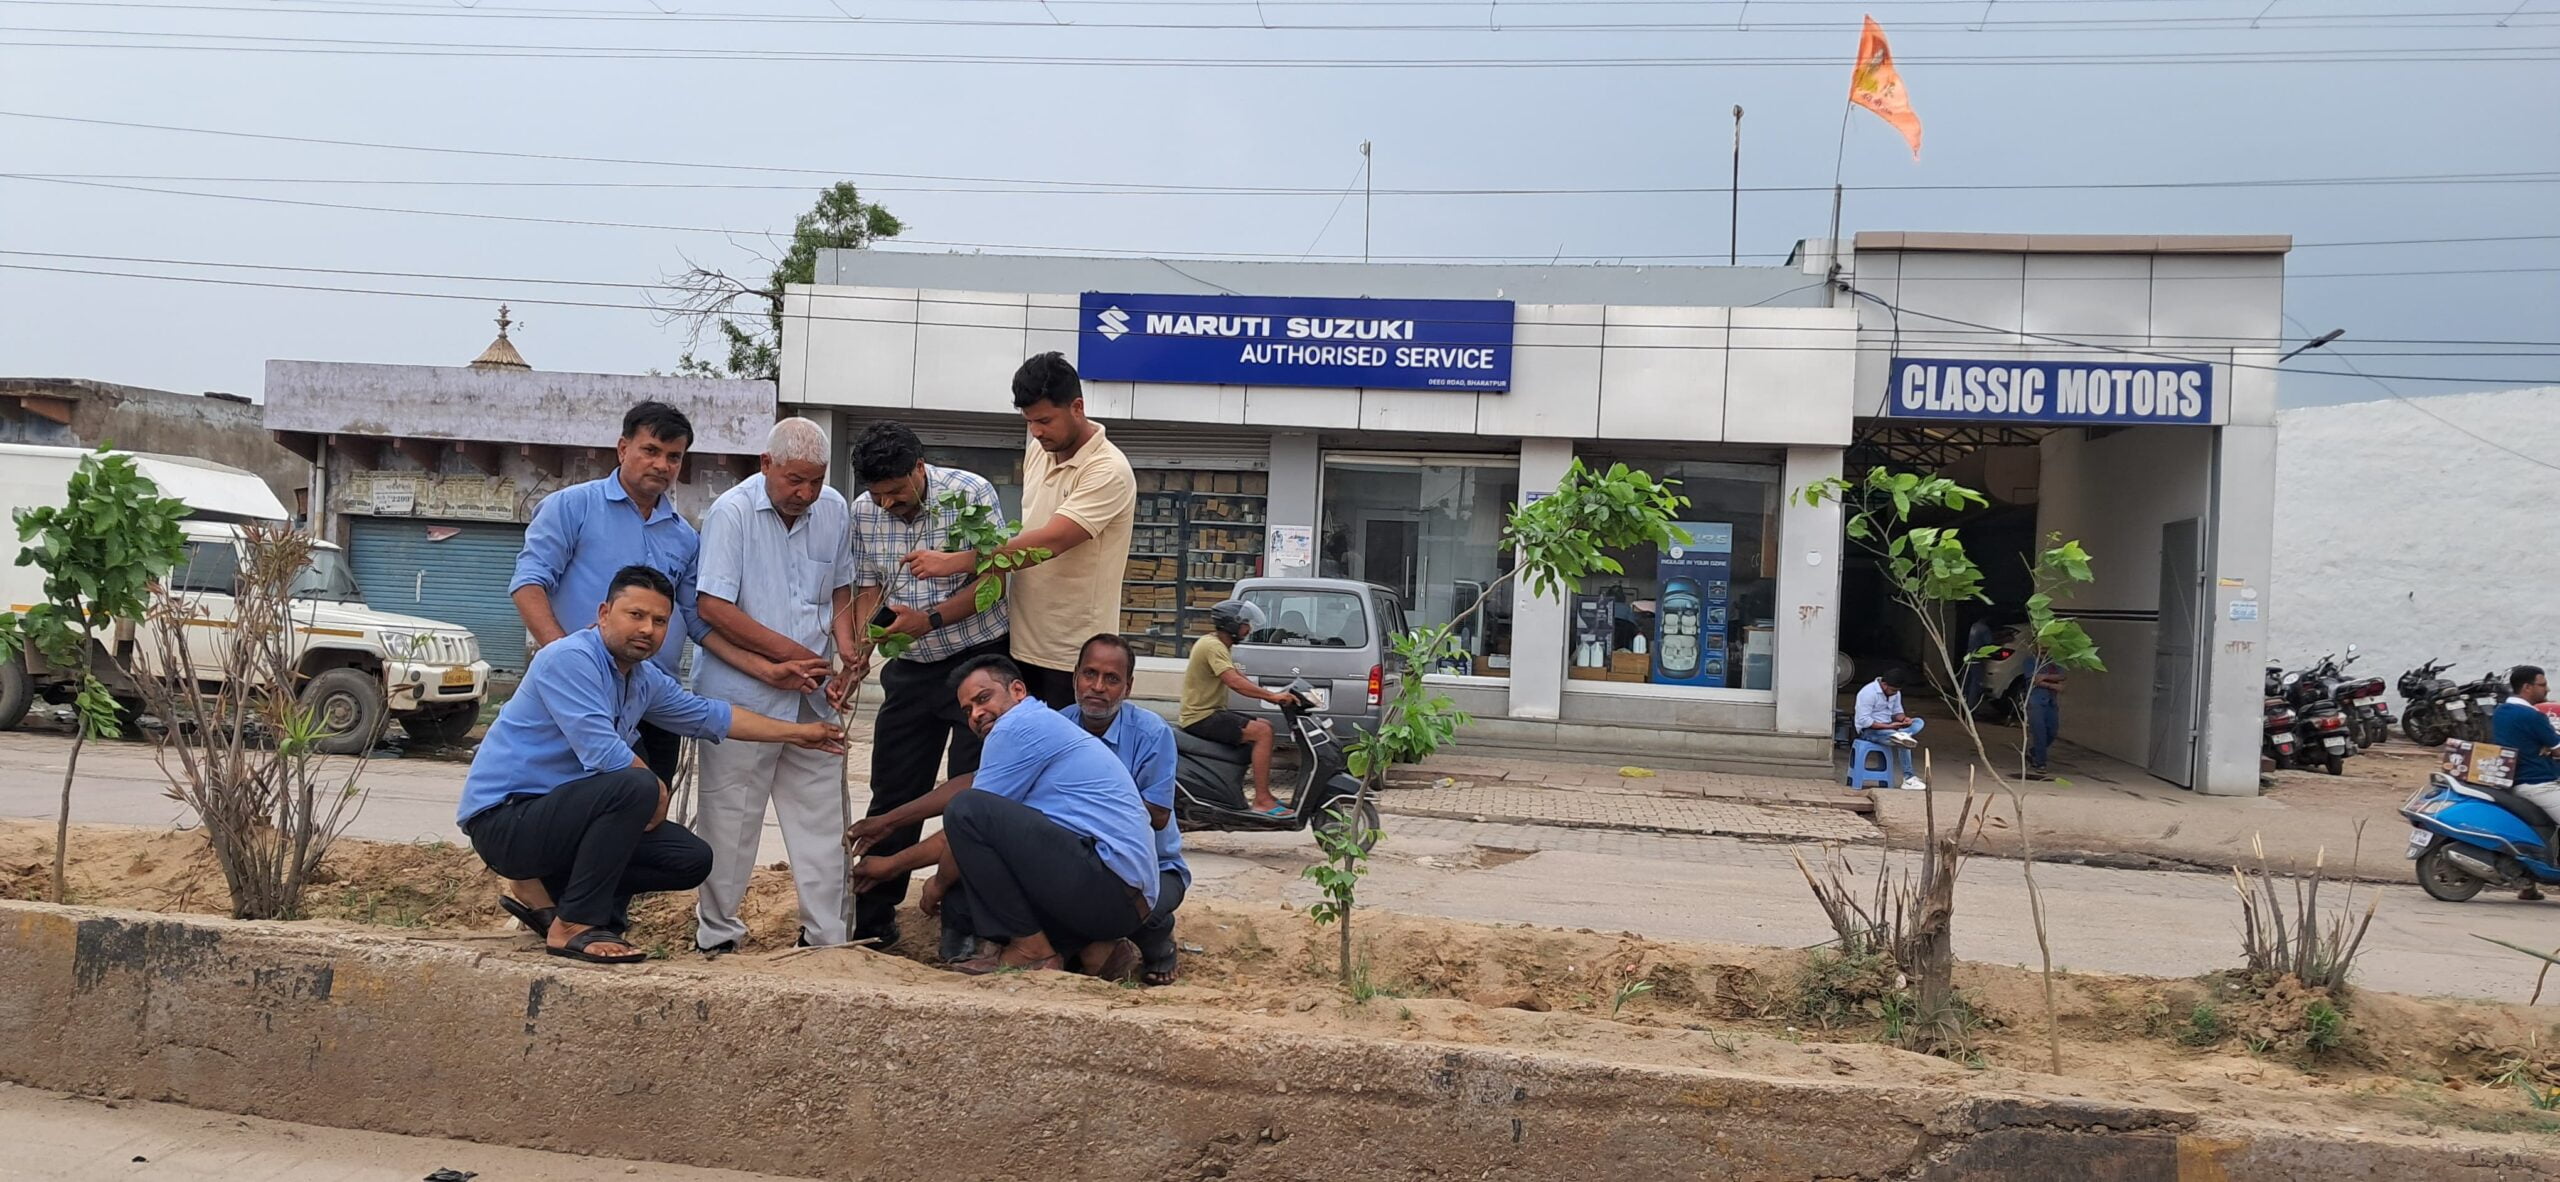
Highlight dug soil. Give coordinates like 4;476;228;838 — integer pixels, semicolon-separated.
10;819;2560;1151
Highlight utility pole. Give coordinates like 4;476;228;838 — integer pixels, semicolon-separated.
1730;106;1744;266
1360;140;1373;264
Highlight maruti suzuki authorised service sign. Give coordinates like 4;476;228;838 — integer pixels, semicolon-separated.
1885;357;2216;426
1078;292;1515;392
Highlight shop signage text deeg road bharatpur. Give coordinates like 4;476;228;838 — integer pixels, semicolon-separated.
1885;357;2217;426
1078;291;1515;392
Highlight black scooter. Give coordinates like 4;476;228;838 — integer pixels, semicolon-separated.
1172;677;1381;852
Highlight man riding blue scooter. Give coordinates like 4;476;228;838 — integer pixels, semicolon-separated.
2401;664;2560;903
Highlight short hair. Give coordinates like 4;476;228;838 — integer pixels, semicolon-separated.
852;420;924;485
1881;666;1916;689
622;401;694;447
949;652;1025;698
605;564;675;606
1076;632;1135;675
2513;665;2546;694
1011;352;1082;410
764;416;828;467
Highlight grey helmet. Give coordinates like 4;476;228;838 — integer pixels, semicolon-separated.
1208;599;1266;639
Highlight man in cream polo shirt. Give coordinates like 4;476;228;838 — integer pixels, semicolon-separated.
902;351;1136;709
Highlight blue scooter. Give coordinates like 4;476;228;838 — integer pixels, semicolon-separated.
2401;772;2560;901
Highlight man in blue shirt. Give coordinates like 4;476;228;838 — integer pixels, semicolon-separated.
2490;665;2560;902
1062;633;1192;985
462;565;847;964
847;654;1156;978
510;401;718;787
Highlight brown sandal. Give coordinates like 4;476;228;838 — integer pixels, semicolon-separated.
1087;938;1143;984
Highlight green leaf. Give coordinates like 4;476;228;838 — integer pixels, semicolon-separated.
974;577;1005;614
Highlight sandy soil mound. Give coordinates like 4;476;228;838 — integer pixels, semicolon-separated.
11;818;2560;1149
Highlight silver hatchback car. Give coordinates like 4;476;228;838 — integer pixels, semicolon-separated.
1221;576;1408;736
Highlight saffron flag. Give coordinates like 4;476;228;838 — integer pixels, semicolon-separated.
1848;15;1923;160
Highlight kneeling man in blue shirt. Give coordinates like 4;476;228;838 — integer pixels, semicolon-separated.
849;653;1157;977
458;565;846;964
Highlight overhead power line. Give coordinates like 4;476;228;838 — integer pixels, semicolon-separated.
6;0;2553;35
7;111;2560;200
6;26;2557;67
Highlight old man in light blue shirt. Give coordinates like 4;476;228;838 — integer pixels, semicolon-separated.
691;417;861;953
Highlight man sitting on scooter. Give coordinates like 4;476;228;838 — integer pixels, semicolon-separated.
1181;600;1301;816
2491;664;2560;902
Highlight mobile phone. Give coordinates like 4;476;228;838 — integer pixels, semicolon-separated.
870;605;896;629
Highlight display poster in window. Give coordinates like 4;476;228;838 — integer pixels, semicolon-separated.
1653;522;1733;688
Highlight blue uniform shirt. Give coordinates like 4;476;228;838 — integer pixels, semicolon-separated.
1060;701;1190;888
511;473;708;676
457;627;734;825
2492;699;2560;785
969;702;1160;906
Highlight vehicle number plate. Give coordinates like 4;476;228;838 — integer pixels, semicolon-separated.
441;667;475;688
2405;829;2430;859
2325;737;2347;752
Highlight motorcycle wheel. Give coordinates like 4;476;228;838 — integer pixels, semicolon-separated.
2403;716;2446;747
1311;795;1382;854
2414;843;2485;902
2323;752;2345;776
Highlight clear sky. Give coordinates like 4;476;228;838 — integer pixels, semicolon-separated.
2;0;2554;408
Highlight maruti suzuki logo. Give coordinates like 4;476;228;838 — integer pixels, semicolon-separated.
1096;305;1130;341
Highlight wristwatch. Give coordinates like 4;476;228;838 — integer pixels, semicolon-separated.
926;608;945;632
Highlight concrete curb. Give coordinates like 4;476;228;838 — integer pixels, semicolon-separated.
4;902;2550;1181
1374;803;1884;845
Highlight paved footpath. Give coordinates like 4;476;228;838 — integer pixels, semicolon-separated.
3;1083;797;1181
1376;780;1879;843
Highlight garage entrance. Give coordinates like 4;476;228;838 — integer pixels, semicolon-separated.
1838;421;2214;789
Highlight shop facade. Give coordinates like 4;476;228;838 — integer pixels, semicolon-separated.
782;253;1853;773
782;234;2286;793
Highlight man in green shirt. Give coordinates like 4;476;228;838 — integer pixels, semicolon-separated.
1180;600;1298;815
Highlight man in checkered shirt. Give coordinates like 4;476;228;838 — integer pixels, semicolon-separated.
840;420;1012;948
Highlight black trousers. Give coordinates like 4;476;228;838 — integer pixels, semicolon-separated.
856;634;1007;940
463;767;712;929
940;868;1182;966
1015;660;1076;711
635;722;683;787
941;790;1146;950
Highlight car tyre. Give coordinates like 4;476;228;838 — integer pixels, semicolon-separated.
302;668;388;756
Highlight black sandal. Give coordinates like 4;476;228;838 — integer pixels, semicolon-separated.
547;928;648;964
498;895;555;936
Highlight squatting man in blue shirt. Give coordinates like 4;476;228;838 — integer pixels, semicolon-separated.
457;565;847;965
844;651;1159;979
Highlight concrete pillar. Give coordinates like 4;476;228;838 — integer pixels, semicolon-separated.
1507;438;1576;720
1266;433;1320;576
2200;415;2277;796
1775;446;1846;735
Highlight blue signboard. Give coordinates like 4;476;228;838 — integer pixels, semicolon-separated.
1078;291;1514;392
1885;358;2215;426
1654;521;1733;689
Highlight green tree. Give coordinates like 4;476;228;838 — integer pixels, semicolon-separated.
0;449;190;902
667;182;903;381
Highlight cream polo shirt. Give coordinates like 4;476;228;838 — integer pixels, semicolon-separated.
1010;422;1137;672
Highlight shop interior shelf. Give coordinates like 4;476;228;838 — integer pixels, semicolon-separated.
1186;548;1263;556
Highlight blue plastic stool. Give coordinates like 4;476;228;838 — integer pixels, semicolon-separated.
1845;737;1899;791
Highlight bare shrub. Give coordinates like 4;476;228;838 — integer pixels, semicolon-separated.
2232;832;2377;994
135;524;379;919
1794;790;1989;1052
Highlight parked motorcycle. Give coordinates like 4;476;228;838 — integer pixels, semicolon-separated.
2261;692;2299;770
2457;671;2510;741
2274;663;2355;776
2396;658;2471;747
1173;677;1381;851
2401;752;2560;903
2304;648;2391;750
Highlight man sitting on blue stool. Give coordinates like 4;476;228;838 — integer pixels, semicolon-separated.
1854;666;1928;792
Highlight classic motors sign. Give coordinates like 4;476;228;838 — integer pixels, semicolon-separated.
1886;357;2217;426
1077;291;1514;392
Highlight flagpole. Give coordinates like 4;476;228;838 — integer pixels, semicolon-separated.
1729;105;1744;267
1827;99;1853;297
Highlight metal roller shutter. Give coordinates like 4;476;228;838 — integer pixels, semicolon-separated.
347;516;531;672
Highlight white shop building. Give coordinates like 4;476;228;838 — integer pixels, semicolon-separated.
782;232;2285;795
